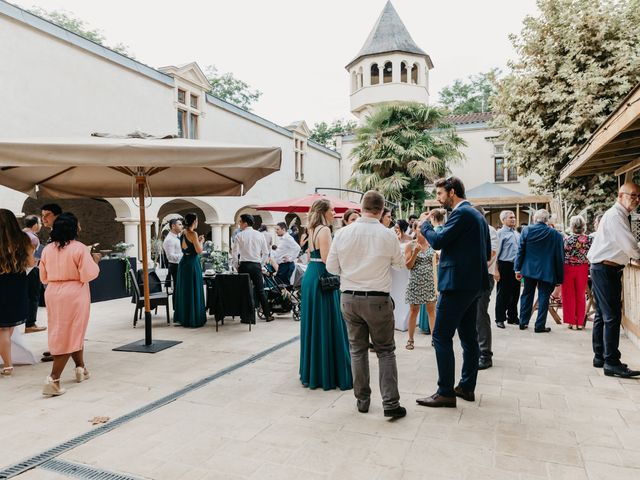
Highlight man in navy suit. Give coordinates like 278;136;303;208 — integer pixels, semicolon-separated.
417;177;491;408
515;209;564;333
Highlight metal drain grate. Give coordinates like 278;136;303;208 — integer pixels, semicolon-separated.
0;335;299;479
39;459;144;480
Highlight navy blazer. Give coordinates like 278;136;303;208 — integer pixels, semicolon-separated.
421;201;491;292
514;222;564;285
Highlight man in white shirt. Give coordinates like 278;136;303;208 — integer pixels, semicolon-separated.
327;191;406;419
273;222;300;285
473;206;499;370
162;218;183;309
587;182;640;378
232;214;273;322
23;215;46;333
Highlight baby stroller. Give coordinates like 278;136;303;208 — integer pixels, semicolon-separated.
258;265;301;321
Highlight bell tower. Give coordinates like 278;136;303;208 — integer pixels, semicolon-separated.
346;1;433;120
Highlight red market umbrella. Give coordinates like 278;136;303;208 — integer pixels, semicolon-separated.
256;193;361;214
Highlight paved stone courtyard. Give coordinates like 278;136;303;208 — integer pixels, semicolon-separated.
2;296;640;480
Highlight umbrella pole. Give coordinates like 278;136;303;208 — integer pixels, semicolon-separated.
137;175;153;346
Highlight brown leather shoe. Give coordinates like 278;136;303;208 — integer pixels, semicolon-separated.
454;385;475;402
25;325;47;333
416;393;456;408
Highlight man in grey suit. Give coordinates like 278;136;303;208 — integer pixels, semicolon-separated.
327;191;406;419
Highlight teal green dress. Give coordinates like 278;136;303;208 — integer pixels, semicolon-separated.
174;235;206;328
299;250;353;391
418;304;431;333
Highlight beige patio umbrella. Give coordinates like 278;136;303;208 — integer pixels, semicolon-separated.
0;134;281;352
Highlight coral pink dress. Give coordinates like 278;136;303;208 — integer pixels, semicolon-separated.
39;240;100;355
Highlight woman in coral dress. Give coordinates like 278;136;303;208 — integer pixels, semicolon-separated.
39;213;99;396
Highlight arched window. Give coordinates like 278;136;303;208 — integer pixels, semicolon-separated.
411;63;419;84
351;71;357;92
357;66;364;89
401;62;408;83
370;63;380;85
383;61;393;83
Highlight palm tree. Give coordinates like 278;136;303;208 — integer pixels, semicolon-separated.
348;103;465;212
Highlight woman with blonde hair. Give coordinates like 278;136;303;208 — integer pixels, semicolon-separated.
39;213;99;395
299;199;352;390
0;209;36;376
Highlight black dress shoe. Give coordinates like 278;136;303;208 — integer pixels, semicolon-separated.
416;393;456;408
496;321;505;329
519;324;528;330
478;357;493;370
383;405;406;418
265;316;275;322
534;327;551;333
593;357;604;368
604;364;640;378
357;399;370;413
507;319;519;325
454;385;475;402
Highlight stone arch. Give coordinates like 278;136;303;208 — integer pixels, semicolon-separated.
401;61;409;83
383;61;393;83
104;198;134;219
351;70;357;93
234;205;274;229
411;62;419;84
370;63;380;85
357;66;364;89
157;198;219;238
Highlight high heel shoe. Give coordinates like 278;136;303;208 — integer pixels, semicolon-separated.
42;376;66;396
75;367;90;383
1;366;14;376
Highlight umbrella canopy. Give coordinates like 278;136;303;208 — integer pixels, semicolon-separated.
256;193;361;214
0;134;282;352
0;136;281;198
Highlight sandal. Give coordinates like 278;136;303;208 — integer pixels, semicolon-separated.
406;339;415;350
576;325;584;331
1;366;14;376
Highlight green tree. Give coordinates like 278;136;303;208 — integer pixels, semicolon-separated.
205;66;262;111
29;7;133;56
348;103;465;211
438;69;500;115
493;0;640;215
309;119;358;148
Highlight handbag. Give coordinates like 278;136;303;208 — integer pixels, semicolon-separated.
319;272;340;291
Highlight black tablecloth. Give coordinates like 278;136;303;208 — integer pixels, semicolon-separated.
90;257;136;303
205;273;255;324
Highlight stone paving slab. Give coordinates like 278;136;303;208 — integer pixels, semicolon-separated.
2;296;640;479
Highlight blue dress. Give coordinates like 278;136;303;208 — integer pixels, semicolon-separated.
174;235;206;328
299;249;353;390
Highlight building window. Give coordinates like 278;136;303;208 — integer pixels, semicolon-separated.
370;64;379;85
294;137;306;181
178;89;186;104
411;63;418;84
383;61;392;83
401;62;408;83
177;109;187;138
494;144;517;182
357;66;363;89
190;94;198;109
188;113;198;139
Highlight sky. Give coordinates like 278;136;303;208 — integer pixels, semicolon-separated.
13;0;540;127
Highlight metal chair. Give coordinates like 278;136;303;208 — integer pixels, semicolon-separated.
129;269;171;327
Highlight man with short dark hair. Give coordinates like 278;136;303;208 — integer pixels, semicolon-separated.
588;182;640;378
417;177;491;408
515;209;564;333
232;214;273;322
327;190;406;419
273;222;300;285
41;203;62;229
163;218;183;308
22;215;46;333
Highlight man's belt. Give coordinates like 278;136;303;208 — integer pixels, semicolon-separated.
601;260;624;268
343;290;389;297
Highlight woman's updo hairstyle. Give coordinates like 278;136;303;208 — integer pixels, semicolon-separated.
184;212;198;229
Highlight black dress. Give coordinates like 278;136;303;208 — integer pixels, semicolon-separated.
0;271;28;327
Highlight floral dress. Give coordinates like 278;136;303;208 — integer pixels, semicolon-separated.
405;245;436;304
564;234;593;265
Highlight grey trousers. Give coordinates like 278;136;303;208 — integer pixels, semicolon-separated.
476;277;495;358
340;293;400;410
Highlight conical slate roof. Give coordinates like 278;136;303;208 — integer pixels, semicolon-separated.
346;1;429;68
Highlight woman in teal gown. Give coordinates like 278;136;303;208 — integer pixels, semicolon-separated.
174;213;206;328
299;199;353;391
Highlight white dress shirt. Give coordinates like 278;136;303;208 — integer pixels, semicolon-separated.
488;225;500;275
588;201;640;265
326;217;405;292
274;233;301;263
232;227;268;267
163;232;183;264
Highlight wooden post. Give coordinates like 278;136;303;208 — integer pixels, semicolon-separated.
137;175;152;346
516;203;520;225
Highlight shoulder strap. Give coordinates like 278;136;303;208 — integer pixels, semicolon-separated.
311;225;328;249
